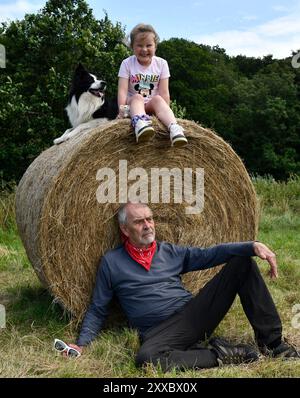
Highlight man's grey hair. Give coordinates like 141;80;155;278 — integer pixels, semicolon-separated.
117;202;151;225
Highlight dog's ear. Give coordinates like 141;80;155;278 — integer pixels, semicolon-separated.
76;63;86;73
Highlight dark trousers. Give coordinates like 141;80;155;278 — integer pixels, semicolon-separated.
135;256;282;371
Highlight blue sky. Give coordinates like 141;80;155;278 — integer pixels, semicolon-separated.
0;0;299;58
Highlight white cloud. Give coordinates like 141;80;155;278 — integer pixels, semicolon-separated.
0;0;43;22
241;15;258;22
192;11;300;58
259;14;300;37
272;5;290;13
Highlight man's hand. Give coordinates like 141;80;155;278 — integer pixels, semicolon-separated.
253;242;278;279
62;343;83;358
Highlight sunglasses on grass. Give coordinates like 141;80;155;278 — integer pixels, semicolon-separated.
54;339;81;357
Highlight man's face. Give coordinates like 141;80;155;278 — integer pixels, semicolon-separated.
121;204;155;248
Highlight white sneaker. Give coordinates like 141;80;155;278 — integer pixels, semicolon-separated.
169;124;188;147
135;119;155;143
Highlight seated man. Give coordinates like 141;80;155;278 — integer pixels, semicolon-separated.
66;202;299;370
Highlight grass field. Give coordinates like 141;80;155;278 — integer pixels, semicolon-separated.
0;176;299;378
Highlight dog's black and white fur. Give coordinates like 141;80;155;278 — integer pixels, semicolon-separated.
54;63;118;144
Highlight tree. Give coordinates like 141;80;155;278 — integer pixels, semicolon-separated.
230;62;300;178
0;0;129;183
157;39;300;179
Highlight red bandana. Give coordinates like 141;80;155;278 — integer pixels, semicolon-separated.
121;231;157;271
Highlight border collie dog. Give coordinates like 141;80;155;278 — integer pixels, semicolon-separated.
53;64;118;144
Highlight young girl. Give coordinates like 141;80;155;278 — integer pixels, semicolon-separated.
118;24;188;147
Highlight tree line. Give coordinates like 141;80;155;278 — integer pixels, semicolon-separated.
1;0;299;185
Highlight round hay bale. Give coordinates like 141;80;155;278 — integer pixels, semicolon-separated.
15;118;259;321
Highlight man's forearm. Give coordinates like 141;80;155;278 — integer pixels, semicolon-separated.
76;304;106;346
203;241;256;269
185;241;256;272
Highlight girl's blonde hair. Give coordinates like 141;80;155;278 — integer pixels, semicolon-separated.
129;24;160;48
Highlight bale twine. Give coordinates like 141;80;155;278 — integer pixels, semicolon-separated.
15;118;259;321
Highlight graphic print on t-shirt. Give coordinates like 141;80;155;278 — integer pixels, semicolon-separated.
131;73;159;99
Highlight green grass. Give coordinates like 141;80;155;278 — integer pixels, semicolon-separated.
0;177;300;378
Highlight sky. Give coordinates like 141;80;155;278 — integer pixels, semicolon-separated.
0;0;300;58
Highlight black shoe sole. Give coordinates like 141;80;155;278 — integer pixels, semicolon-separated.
136;127;155;143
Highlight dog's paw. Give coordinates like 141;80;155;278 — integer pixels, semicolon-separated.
53;136;69;145
53;138;63;145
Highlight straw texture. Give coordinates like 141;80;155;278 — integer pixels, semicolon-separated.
15;118;259;320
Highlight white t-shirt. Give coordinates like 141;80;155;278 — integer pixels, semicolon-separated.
118;55;170;103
